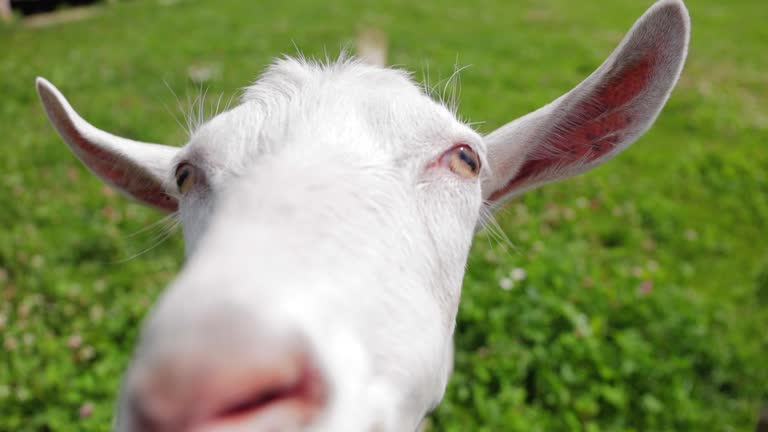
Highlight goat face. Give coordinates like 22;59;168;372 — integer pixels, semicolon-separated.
36;1;689;430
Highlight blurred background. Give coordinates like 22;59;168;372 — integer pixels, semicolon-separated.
1;0;766;430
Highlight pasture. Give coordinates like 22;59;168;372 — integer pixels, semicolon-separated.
1;0;766;430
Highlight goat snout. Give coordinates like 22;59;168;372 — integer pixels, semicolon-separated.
124;338;327;432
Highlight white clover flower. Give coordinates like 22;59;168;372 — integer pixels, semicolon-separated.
510;268;527;281
499;278;514;291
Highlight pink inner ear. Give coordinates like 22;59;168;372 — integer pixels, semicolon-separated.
62;121;178;212
489;51;657;202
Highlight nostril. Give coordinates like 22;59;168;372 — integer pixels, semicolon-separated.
216;385;287;420
128;353;327;432
212;360;326;424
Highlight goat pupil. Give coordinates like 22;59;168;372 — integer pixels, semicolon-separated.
176;169;189;190
459;148;477;172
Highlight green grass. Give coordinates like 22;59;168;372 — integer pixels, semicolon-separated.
1;0;766;430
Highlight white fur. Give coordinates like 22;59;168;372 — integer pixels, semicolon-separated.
35;1;690;431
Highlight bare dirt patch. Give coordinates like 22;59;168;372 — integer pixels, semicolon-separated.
23;5;100;28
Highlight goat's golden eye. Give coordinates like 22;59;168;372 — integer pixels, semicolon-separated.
174;163;196;194
444;145;481;179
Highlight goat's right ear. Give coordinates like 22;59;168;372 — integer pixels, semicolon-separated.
36;78;179;213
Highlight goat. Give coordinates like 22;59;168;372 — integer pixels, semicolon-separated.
35;1;689;431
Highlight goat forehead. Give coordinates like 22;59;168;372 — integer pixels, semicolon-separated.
184;58;465;166
200;158;424;260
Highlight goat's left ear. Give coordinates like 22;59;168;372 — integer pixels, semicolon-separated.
481;0;690;207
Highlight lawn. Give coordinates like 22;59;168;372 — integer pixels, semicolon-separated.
1;0;766;430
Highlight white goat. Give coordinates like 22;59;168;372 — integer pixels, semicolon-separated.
35;1;689;431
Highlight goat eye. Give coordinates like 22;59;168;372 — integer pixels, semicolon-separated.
442;145;481;179
174;163;196;194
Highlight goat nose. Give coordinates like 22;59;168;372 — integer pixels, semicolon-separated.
125;340;327;432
